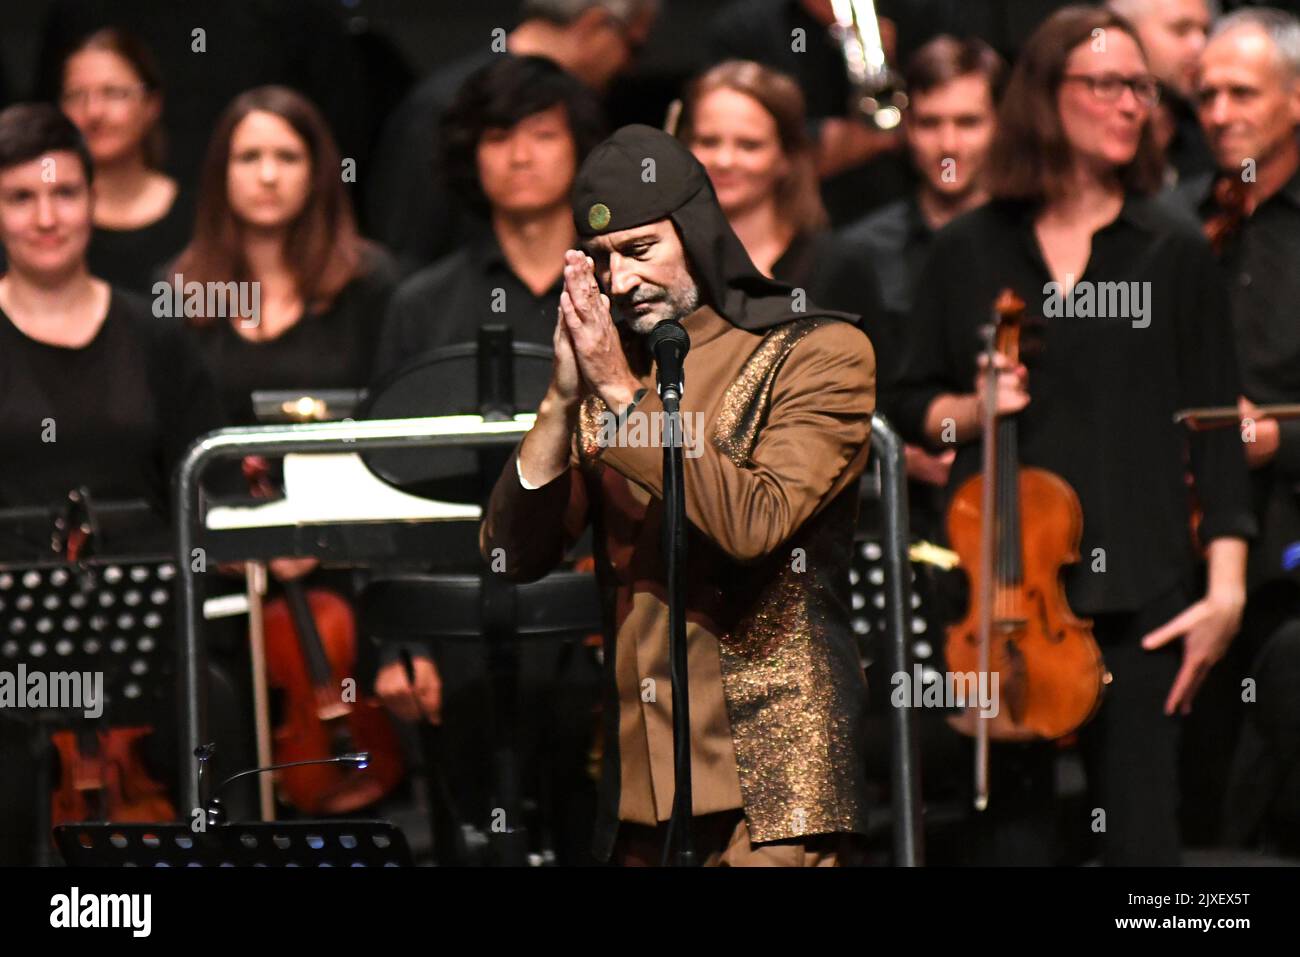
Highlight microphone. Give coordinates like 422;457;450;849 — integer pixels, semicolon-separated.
647;320;690;406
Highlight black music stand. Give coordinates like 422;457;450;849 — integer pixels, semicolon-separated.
0;501;178;867
360;572;602;866
54;820;411;866
0;501;180;868
359;327;600;866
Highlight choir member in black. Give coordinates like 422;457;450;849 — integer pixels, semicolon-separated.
893;6;1254;865
365;0;655;274
0;104;223;864
176;86;397;429
1108;0;1216;184
705;0;910;226
1182;7;1300;856
372;57;608;861
58;29;191;295
677;60;887;375
373;56;606;376
842;35;1004;539
174;87;408;749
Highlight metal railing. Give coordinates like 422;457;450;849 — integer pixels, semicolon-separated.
868;412;923;866
171;417;529;813
171;413;924;865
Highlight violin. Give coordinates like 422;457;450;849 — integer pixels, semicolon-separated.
262;582;405;813
243;457;405;815
49;489;175;829
944;290;1109;808
51;727;174;826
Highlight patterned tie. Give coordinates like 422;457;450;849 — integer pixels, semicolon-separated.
1203;175;1250;255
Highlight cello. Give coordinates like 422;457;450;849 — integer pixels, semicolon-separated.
944;289;1109;809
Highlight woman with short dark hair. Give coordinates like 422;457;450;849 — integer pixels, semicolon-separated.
893;5;1254;865
0;102;224;865
0;102;221;519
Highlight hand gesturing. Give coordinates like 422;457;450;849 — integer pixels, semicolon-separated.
559;249;640;410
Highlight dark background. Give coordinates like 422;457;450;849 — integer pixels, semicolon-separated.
0;0;721;105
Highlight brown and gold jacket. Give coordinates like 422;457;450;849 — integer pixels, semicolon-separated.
480;305;875;861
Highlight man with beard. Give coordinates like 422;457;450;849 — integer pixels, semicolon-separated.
480;124;877;865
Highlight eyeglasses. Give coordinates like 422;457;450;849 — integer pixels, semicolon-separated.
60;84;147;110
1061;73;1161;107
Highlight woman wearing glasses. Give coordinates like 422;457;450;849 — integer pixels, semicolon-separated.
59;29;191;294
893;6;1253;865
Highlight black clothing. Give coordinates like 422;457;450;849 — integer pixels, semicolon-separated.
574;124;856;331
0;289;225;866
771;229;891;378
1224;594;1300;856
840;195;948;541
839;194;935;326
192;248;397;426
363;51;494;274
966;584;1188;865
370;237;604;865
0;289;223;518
893;196;1255;615
1179;168;1300;591
1165;95;1215;187
1173;167;1300;851
87;187;194;297
373;230;562;381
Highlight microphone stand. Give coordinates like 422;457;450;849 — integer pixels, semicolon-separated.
650;322;695;867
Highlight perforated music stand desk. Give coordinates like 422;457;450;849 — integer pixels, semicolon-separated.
54;820;412;866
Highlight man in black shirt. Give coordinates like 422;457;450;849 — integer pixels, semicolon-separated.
370;57;608;863
373;57;606;376
1181;6;1300;852
842;35;1005;535
364;0;655;274
843;36;1003;326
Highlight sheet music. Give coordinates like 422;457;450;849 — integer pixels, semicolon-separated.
205;414;533;529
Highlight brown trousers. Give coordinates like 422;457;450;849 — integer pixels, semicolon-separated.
615;811;860;867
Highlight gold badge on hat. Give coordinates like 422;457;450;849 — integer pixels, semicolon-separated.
588;203;611;231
